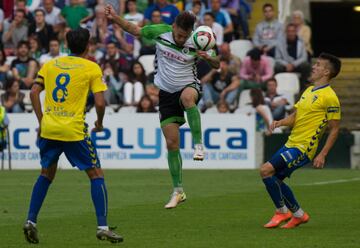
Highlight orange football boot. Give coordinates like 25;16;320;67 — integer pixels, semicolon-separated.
264;211;292;228
281;212;310;229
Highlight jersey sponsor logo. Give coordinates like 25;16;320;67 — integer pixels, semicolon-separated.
327;106;340;113
162;50;187;62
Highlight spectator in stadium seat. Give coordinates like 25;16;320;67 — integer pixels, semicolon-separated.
13;0;35;26
124;0;144;27
144;72;160;107
253;3;283;57
0;49;10;88
136;95;157;113
0;78;25;113
28;35;43;60
124;61;146;106
188;1;203;28
57;23;71;55
103;61;123;105
2;9;28;54
250;88;272;135
144;0;180;25
216;100;229;113
100;41;134;83
203;12;223;46
42;0;63;33
274;23;311;89
264;78;288;121
217;0;249;39
219;42;241;75
28;9;55;53
239;48;273;91
292;10;313;58
86;4;109;46
60;0;90;30
201;57;240;112
10;41;38;89
185;0;206;18
39;39;66;66
140;10;163;55
206;0;234;42
87;37;104;63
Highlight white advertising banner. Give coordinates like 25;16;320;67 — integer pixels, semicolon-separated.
3;113;256;169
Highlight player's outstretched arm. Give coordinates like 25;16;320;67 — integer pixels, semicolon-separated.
92;92;106;132
30;84;44;126
313;120;340;169
104;4;141;38
270;110;297;131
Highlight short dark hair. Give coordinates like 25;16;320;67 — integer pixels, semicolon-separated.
192;0;202;7
263;3;274;10
66;28;90;55
319;53;342;79
17;40;30;49
175;11;196;31
204;12;215;20
15;9;26;16
266;77;277;85
34;8;46;16
248;48;261;61
286;23;297;30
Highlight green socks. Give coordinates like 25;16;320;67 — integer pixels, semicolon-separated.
167;150;182;188
185;106;202;144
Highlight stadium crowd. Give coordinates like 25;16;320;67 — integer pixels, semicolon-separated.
0;0;313;132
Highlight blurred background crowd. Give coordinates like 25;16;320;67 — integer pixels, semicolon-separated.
0;0;314;133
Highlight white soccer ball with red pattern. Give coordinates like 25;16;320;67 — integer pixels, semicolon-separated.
192;25;216;51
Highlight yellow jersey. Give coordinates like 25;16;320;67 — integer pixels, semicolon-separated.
285;85;341;160
36;56;107;141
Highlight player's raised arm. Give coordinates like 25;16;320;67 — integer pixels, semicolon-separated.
270;110;297;131
105;4;141;38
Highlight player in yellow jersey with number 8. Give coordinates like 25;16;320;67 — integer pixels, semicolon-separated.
23;28;123;244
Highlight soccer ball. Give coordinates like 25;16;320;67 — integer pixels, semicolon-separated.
191;26;216;51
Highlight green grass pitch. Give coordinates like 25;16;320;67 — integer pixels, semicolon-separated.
0;169;359;248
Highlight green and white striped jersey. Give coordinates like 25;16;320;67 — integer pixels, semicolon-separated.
141;24;216;93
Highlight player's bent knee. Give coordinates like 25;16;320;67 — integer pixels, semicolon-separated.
260;163;275;178
86;167;104;179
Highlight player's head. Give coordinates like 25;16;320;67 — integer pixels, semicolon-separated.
263;3;275;21
172;11;196;46
66;27;90;56
310;53;341;82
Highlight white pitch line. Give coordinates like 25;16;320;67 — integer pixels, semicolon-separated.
298;177;360;186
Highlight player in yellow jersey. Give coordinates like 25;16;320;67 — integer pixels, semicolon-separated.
23;28;123;243
260;53;341;229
